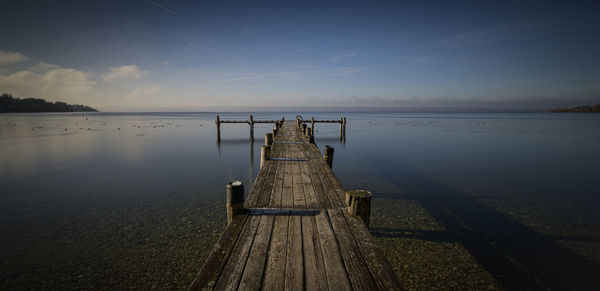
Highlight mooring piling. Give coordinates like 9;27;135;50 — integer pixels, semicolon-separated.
226;181;245;225
323;145;334;168
346;190;372;228
260;145;270;169
265;132;273;146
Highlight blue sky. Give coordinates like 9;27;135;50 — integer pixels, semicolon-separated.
1;0;599;110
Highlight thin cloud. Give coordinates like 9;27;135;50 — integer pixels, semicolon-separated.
144;0;176;15
395;55;461;65
125;85;159;99
327;53;357;63
0;67;97;103
438;20;543;48
30;62;59;72
0;51;26;64
102;65;146;82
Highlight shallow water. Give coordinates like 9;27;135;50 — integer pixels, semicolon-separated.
1;112;599;289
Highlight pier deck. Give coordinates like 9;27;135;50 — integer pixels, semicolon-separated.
190;120;401;290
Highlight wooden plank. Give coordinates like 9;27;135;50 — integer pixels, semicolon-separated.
303;143;331;209
327;208;377;290
344;212;403;290
281;152;294;208
301;214;328;291
256;156;279;208
284;215;303;290
263;213;290;290
238;215;276;291
213;215;261;290
315;149;348;207
189;215;248;290
269;160;284;208
300;161;319;209
314;210;351;290
306;145;346;208
245;160;271;208
292;146;307;209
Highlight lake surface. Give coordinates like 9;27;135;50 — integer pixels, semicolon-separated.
1;112;599;289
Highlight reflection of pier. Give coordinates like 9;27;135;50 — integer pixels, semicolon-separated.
216;132;257;187
192;119;400;290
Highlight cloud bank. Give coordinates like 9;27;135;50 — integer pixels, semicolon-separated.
0;52;157;107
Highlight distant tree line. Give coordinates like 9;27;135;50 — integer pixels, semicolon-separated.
0;93;98;113
550;104;600;113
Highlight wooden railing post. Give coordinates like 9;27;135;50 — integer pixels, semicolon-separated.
311;116;315;133
226;181;245;225
302;123;307;135
216;115;221;140
323;145;334;168
260;145;270;169
265;132;273;146
305;127;314;144
346;190;372;228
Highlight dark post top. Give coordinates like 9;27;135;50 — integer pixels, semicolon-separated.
226;181;244;204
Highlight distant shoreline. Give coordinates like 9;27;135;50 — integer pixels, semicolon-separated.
549;104;600;113
0;94;98;113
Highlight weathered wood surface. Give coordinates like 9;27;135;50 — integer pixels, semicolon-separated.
190;121;401;291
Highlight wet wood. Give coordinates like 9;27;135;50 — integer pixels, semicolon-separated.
189;214;248;290
213;215;261;290
315;210;352;290
263;213;289;290
301;214;328;291
238;215;275;291
284;215;303;290
327;208;376;290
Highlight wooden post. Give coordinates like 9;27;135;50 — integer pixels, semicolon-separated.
273;123;278;135
216;115;221;141
307;127;315;143
260;145;270;169
302;123;307;135
339;117;344;136
249;115;254;135
323;145;334;168
311;117;315;133
226;181;245;225
265;132;273;146
346;190;372;227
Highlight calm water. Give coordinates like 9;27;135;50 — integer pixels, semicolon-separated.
1;112;599;289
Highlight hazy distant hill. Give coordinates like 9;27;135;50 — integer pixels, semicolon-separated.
0;94;97;113
550;104;600;113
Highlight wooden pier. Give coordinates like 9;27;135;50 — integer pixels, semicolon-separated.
191;118;401;290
